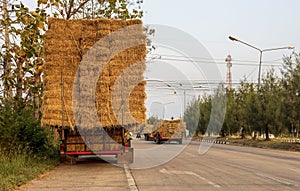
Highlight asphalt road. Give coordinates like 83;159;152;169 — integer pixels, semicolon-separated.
19;139;300;191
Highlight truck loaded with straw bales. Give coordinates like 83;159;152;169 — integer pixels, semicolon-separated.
143;124;155;141
153;119;186;144
41;18;146;164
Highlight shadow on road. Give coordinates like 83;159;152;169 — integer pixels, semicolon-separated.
67;155;118;165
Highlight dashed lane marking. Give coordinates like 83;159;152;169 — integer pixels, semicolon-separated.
160;168;221;188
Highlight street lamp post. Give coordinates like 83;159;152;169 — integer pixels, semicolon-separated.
151;101;175;119
229;36;294;88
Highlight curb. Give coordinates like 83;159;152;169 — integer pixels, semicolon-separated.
281;139;300;143
193;139;230;145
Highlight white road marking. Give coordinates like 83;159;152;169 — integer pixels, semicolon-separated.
256;173;297;187
289;168;300;173
160;168;221;188
124;164;138;191
227;163;298;187
185;153;196;157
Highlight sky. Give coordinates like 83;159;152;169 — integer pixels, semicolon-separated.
142;0;300;82
20;0;300;119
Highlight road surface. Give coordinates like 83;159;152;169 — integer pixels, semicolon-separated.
19;139;300;191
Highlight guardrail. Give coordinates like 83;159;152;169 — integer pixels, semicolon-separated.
200;139;230;145
281;139;300;143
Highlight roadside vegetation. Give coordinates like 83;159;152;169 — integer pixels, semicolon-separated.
0;99;59;191
184;52;300;141
0;150;58;191
191;135;300;152
222;137;300;151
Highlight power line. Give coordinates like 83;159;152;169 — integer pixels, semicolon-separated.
149;53;284;64
147;54;283;67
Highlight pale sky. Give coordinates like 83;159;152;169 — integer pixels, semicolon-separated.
142;0;300;83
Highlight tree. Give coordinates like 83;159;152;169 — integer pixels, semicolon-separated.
260;69;283;140
281;52;300;137
198;96;211;135
184;96;201;135
222;88;240;136
0;1;47;119
147;115;158;125
38;0;143;19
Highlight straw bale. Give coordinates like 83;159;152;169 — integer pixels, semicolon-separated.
152;119;184;137
42;18;146;129
44;56;81;65
110;19;142;31
89;144;104;151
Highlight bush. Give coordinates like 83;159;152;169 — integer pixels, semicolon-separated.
0;98;58;159
0;98;58;190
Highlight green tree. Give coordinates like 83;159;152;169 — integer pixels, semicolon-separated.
207;85;226;137
198;96;211;135
281;52;300;137
260;69;283;139
222;88;240;136
235;81;260;137
0;2;47;119
184;96;201;135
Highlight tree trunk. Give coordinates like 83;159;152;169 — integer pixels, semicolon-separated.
16;59;23;101
34;74;41;120
3;0;12;98
265;126;270;141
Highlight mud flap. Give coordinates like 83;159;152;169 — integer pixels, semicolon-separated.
117;148;134;164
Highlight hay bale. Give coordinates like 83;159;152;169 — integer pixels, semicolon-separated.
154;119;184;137
42;18;146;129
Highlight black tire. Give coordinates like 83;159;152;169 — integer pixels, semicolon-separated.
156;136;161;144
178;139;183;144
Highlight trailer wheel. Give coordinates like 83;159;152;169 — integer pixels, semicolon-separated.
178;139;183;144
156;137;161;144
156;135;161;144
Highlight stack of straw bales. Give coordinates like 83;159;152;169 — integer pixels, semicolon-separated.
154;119;184;137
66;128;124;152
42;18;146;130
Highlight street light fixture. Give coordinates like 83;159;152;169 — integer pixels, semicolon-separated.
229;36;294;88
151;101;175;119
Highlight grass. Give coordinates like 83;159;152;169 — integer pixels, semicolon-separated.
0;149;58;191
